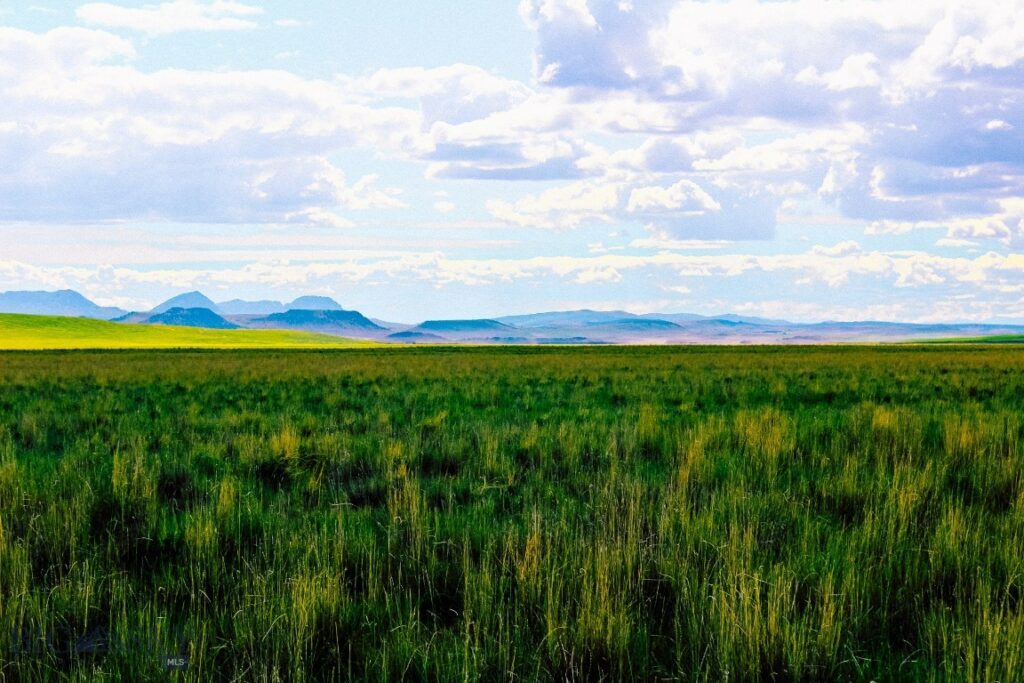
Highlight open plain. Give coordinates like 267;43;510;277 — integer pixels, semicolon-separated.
0;347;1022;680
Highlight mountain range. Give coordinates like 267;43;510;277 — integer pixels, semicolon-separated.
3;289;1024;344
0;289;127;320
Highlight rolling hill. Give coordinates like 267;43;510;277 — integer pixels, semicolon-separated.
0;314;368;349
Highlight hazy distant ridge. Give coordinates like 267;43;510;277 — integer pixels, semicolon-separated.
0;289;126;320
5;290;1024;344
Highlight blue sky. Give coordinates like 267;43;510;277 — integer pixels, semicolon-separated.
1;0;1023;322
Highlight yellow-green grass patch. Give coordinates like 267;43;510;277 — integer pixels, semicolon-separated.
0;313;370;349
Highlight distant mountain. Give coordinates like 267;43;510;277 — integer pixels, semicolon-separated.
287;296;343;311
112;311;148;323
681;318;751;330
712;313;792;326
585;318;682;329
639;312;708;323
387;330;446;342
255;309;384;331
0;289;126;320
497;309;792;330
370;317;410;329
12;292;1024;344
151;291;219;314
537;337;609;344
217;299;287;315
416;319;513;333
495;310;638;328
640;312;790;325
144;307;238;329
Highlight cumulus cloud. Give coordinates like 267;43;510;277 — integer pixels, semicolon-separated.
2;0;1023;320
796;53;882;91
350;64;533;127
487;181;619;229
868;198;1024;247
490;175;776;239
76;0;263;35
27;1;1010;243
509;0;1024;238
627;180;720;213
343;64;603;181
0;27;415;224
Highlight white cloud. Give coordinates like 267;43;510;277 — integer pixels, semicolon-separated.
488;181;619;228
283;208;354;229
351;64;533;127
0;27;416;224
486;173;776;239
627;179;720;214
796;53;881;91
867;198;1024;247
519;0;597;30
661;284;690;294
6;243;1024;306
986;119;1013;131
574;266;623;284
332;174;404;210
517;0;1024;235
946;4;1024;71
811;241;861;257
77;0;263;35
0;25;136;69
0;0;1021;320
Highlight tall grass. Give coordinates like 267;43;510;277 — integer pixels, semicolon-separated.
0;346;1022;680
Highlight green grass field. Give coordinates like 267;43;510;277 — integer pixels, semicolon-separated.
1;347;1023;680
923;334;1024;344
0;313;367;349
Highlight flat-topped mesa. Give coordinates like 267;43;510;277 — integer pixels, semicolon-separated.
287;296;343;311
256;309;384;331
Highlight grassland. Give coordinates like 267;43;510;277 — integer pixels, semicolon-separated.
0;313;366;349
922;334;1024;344
0;346;1022;681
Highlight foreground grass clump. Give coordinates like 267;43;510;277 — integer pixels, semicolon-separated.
0;347;1023;680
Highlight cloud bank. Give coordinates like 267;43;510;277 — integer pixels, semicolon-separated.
0;0;1022;320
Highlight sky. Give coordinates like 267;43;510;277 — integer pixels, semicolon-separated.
0;0;1023;323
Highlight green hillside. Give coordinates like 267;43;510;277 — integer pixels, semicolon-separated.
921;334;1024;344
0;313;369;349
